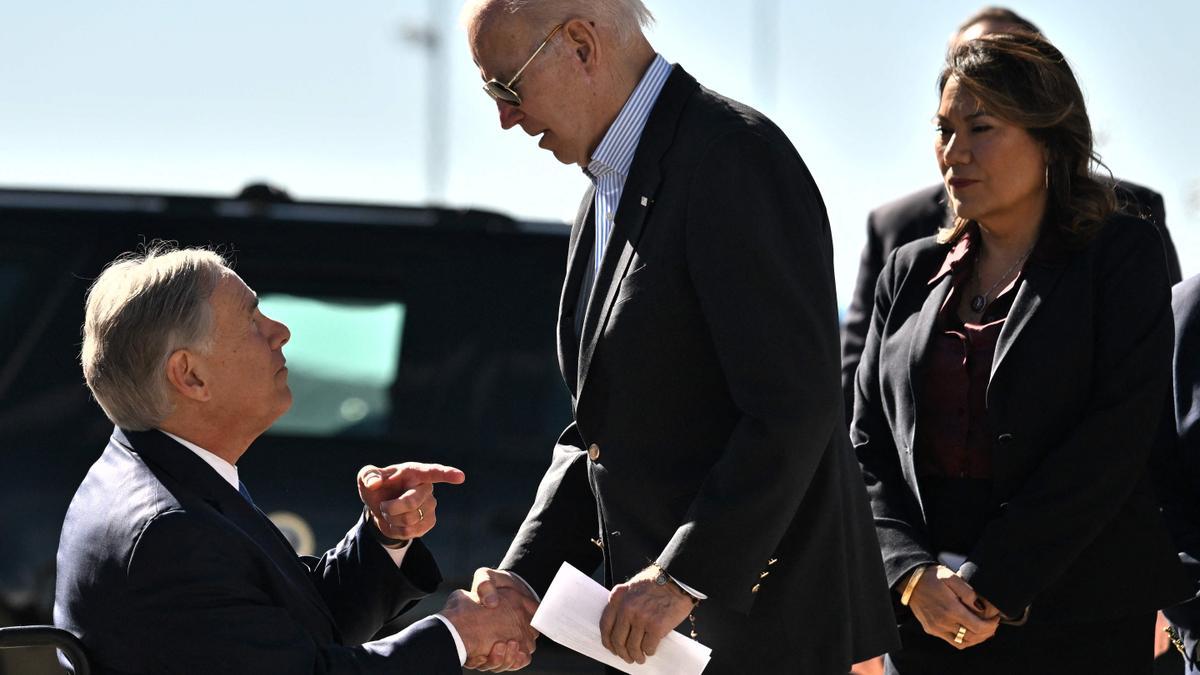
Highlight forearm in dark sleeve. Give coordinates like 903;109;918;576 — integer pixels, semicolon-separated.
657;130;842;613
127;512;459;674
851;249;936;588
500;422;603;596
303;513;441;645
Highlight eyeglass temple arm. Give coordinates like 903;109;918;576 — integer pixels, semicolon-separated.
505;23;564;87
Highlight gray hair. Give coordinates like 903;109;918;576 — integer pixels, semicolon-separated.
80;245;229;431
464;0;654;45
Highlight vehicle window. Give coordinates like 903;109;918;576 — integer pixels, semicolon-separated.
0;263;26;318
0;242;85;409
0;260;33;401
260;294;405;437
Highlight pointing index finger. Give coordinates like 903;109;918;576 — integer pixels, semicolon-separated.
397;463;466;487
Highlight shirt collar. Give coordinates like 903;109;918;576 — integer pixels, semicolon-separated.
160;430;240;490
584;54;672;182
929;231;976;285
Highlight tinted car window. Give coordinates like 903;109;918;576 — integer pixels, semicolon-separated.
0;264;26;319
261;294;406;437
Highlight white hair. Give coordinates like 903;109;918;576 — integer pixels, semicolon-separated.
463;0;654;45
80;245;229;431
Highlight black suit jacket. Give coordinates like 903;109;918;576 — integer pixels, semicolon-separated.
1159;274;1200;666
852;214;1190;624
54;428;460;674
841;182;1181;420
498;65;898;674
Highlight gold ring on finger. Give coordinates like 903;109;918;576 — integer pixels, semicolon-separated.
417;507;425;522
954;625;967;644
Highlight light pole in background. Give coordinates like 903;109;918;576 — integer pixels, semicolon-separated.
752;0;780;111
400;0;449;205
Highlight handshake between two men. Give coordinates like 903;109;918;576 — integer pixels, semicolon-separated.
365;461;700;672
357;461;541;671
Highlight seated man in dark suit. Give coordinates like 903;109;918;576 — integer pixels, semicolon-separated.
54;245;537;674
839;5;1181;419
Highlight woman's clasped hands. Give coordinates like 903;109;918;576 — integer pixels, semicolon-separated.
907;565;1001;650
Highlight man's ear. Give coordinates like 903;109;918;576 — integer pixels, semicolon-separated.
165;349;210;402
563;18;599;69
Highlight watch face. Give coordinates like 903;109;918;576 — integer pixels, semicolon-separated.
654;572;668;586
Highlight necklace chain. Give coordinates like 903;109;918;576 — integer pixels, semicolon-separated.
971;245;1034;313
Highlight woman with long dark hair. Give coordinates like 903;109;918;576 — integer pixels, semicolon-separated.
852;33;1191;674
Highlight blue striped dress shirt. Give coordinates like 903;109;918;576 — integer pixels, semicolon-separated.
583;54;672;277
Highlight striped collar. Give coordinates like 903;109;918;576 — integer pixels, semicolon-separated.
584;54;672;181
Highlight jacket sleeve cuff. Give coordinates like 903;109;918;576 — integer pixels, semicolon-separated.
957;560;1029;620
432;614;467;665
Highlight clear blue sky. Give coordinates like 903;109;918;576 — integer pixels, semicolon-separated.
2;1;1197;307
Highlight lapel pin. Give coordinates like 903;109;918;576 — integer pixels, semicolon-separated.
640;196;650;206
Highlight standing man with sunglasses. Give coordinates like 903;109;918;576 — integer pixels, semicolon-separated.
461;1;898;672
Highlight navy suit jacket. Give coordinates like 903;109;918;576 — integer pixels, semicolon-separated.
54;428;460;674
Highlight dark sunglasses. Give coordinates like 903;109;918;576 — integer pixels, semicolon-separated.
481;23;564;106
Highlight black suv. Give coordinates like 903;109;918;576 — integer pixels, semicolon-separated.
0;186;597;673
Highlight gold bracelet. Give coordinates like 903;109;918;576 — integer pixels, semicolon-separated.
900;565;928;607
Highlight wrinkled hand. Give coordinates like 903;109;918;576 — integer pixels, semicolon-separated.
356;463;465;542
907;565;999;649
442;586;538;672
600;566;695;665
466;568;541;671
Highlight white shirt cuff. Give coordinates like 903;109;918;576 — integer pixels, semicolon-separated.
380;541;410;568
433;613;467;665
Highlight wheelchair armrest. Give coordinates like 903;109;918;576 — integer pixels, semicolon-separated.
0;625;89;675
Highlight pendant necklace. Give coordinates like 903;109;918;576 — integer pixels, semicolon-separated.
970;245;1034;314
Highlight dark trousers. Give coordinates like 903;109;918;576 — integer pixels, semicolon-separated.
885;612;1155;675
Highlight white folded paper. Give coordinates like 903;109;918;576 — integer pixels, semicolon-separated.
531;562;712;675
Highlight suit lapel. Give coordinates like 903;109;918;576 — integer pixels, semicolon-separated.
116;429;339;638
989;261;1065;393
558;186;595;400
906;275;953;457
575;66;696;400
576;170;659;396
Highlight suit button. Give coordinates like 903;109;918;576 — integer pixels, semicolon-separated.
997;433;1014;445
588;444;600;461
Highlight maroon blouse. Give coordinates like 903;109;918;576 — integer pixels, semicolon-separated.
916;234;1020;480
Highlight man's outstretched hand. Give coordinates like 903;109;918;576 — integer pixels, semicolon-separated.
356;463;465;542
465;567;542;671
